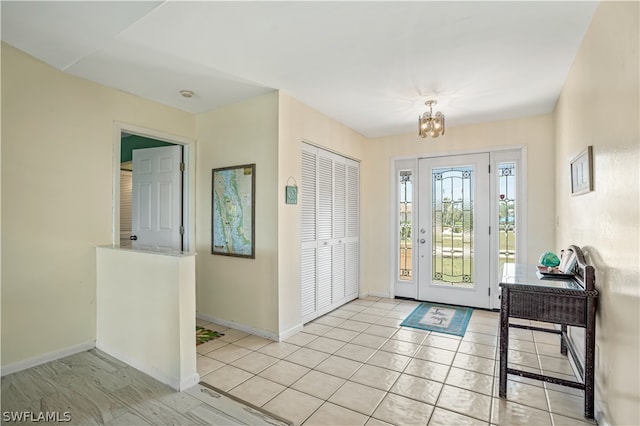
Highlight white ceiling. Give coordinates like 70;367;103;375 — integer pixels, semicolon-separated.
1;1;599;138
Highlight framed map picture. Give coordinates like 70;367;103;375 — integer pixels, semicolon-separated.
211;164;255;258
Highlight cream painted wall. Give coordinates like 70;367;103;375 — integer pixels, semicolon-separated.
277;93;367;334
363;115;556;297
553;2;639;424
96;248;197;390
195;92;280;336
1;44;195;367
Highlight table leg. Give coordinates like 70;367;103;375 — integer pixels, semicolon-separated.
499;288;509;398
584;297;597;419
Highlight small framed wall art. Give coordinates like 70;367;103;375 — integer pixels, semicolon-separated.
570;146;593;196
285;185;298;204
285;176;298;204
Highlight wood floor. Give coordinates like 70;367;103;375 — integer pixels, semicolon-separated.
1;349;289;425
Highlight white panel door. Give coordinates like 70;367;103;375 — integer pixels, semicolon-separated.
417;153;491;308
119;169;133;246
132;145;182;251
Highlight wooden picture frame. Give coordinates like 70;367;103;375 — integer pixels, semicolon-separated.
570;146;593;196
211;164;256;258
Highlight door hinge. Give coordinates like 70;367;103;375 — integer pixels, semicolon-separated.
489;226;491;235
180;162;185;172
488;164;491;174
488;287;491;296
179;226;184;235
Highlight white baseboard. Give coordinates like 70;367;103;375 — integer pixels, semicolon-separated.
96;341;196;391
278;324;304;341
367;291;392;298
595;410;608;426
197;313;305;342
197;313;279;341
594;375;608;426
179;373;201;391
1;340;95;377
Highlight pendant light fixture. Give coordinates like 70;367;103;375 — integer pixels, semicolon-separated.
418;100;445;138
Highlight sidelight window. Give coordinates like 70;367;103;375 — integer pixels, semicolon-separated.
498;162;517;275
399;171;413;280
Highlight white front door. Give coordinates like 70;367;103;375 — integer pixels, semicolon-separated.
417;153;491;308
131;145;183;251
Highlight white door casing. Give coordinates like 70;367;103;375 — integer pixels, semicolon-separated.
417;153;491;308
132;145;183;251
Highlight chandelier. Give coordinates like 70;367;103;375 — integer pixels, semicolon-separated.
418;100;445;138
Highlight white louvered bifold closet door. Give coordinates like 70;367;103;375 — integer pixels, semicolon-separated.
345;160;360;298
301;148;317;318
301;143;360;324
317;152;334;311
332;161;346;304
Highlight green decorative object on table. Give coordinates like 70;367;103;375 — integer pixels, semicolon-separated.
539;251;561;267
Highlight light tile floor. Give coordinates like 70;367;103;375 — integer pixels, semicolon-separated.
197;297;597;425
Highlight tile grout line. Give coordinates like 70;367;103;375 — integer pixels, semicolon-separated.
201;299;581;425
290;310;414;422
294;305;401;423
534;330;558;426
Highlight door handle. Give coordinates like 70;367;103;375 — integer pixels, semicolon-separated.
130;235;138;241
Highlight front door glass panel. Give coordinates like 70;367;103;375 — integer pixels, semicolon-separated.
432;166;474;288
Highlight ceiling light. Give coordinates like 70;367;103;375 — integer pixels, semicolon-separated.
180;90;194;98
418;100;445;139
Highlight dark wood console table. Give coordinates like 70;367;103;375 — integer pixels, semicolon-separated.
498;245;598;419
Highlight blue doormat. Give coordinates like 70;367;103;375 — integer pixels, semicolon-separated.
400;302;473;337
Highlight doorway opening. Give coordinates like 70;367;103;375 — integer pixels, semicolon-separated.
112;122;195;252
120;134;178;248
417;153;491;308
392;148;526;310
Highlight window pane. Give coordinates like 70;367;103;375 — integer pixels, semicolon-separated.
399;171;412;280
432;166;474;286
498;162;516;274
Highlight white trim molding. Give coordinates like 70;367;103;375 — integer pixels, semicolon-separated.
1;341;95;377
112;122;196;252
96;341;199;391
197;313;281;342
197;312;305;342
